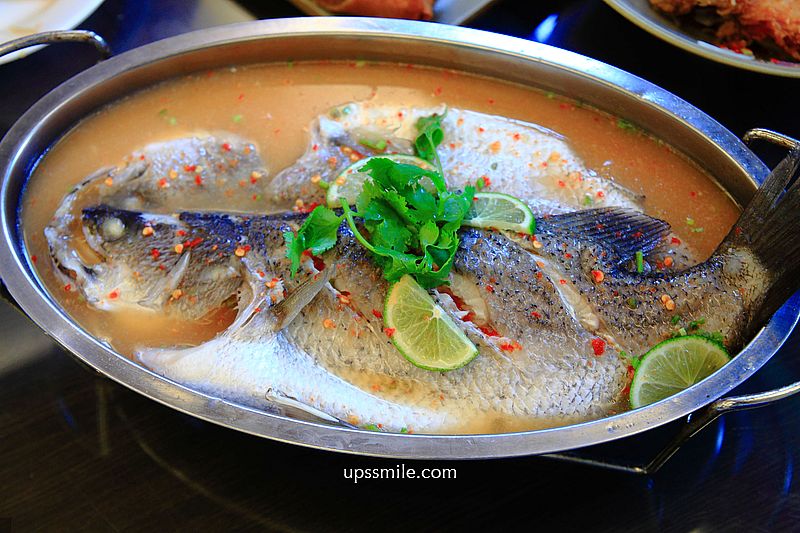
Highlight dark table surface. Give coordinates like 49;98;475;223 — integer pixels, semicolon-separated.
1;1;799;531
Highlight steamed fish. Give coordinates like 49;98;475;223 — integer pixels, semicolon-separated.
60;203;674;432
47;148;800;432
264;101;643;214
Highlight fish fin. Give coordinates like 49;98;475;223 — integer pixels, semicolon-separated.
538;207;670;260
265;388;358;428
268;264;335;332
720;147;800;323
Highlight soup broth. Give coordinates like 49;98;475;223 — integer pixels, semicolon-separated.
23;61;739;357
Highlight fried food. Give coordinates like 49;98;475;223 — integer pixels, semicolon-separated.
650;0;800;61
315;0;434;20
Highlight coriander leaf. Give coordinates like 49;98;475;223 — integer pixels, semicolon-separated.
364;159;430;191
418;220;439;248
283;205;343;277
438;187;474;222
406;185;437;223
415;112;446;176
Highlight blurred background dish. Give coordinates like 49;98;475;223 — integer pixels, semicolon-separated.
605;0;800;77
288;0;498;25
0;0;105;64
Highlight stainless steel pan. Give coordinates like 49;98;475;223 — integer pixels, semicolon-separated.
1;18;798;465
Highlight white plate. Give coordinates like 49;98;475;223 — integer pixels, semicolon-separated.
288;0;498;26
0;0;105;65
605;0;800;78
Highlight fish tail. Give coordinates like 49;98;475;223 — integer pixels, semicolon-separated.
719;147;800;323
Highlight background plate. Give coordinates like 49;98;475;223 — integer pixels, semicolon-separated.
605;0;800;78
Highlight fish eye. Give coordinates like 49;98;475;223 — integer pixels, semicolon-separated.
100;217;126;241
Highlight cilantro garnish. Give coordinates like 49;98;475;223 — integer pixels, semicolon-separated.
284;112;474;288
283;206;344;276
414;113;446;174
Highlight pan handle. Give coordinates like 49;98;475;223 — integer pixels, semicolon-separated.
0;30;110;309
0;30;111;61
545;129;800;474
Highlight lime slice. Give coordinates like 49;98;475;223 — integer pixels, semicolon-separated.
326;154;435;207
630;335;730;408
463;192;536;234
384;274;478;371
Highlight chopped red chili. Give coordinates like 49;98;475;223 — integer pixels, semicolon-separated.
591;337;606;356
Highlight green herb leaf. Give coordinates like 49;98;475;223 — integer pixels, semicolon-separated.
284;206;344;277
415;112;446;174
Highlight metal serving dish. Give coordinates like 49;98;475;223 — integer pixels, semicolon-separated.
1;18;799;463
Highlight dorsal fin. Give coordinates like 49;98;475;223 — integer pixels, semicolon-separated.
536;207;670;261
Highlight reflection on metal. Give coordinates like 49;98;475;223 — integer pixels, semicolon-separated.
0;30;111;61
743;129;800;151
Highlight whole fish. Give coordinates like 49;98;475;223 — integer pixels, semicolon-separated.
53;149;800;433
64;200;675;433
264;101;643;214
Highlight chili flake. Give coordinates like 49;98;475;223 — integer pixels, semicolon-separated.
664;256;674;267
234;246;247;257
371;309;383;319
221;143;232;152
531;311;541;319
591;270;605;284
591;338;606;356
671;237;682;245
108;290;119;300
150;248;160;260
142;226;154;237
383;327;396;338
559;279;567;285
485;284;495;293
194;175;203;186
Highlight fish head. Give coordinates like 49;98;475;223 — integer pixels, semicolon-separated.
73;205;196;312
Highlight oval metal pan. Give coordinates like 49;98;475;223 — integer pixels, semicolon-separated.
0;17;796;458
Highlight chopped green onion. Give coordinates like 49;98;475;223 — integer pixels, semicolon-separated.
635;250;644;273
358;138;387;152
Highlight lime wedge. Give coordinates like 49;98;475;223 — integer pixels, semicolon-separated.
463;192;536;234
384;274;478;371
326;154;436;208
630;335;730;408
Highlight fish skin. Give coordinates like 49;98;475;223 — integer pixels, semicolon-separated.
264;101;643;214
67;205;634;432
523;211;769;356
94;134;270;212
